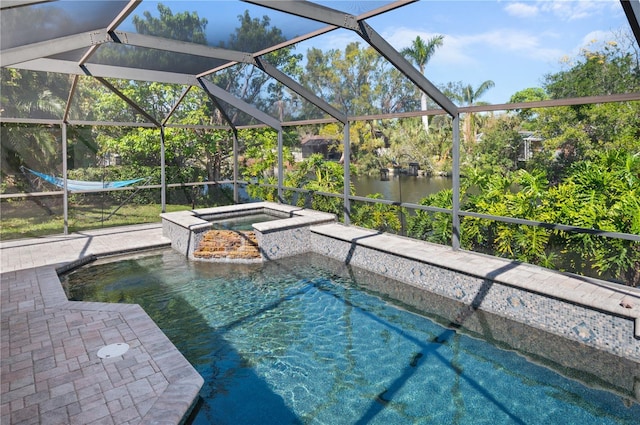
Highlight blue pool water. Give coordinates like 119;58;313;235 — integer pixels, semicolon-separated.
62;250;640;424
209;213;277;230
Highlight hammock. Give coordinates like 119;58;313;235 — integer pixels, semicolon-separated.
21;167;151;222
22;167;146;192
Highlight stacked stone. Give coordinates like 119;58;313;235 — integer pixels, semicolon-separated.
193;230;261;260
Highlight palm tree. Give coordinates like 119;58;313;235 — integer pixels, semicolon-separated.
401;35;444;133
455;80;495;143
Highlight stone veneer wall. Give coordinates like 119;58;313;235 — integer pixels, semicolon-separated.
308;229;640;362
254;226;309;260
161;202;336;261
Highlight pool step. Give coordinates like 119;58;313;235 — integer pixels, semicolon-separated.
193;230;262;260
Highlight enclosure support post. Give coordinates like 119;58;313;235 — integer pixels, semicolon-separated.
160;126;166;213
62;122;69;235
452;114;461;250
343;120;351;225
277;129;284;203
233;129;239;203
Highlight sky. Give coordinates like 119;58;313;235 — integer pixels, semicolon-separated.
124;0;633;105
296;0;631;104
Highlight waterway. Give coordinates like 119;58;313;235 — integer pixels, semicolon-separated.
352;175;452;204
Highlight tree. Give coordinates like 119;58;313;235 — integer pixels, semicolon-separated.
508;87;549;125
529;35;640;182
95;3;209;74
466;114;523;174
401;35;444;133
383;118;432;173
213;11;302;123
301;42;384;117
544;38;640;99
1;68;71;187
446;80;495;144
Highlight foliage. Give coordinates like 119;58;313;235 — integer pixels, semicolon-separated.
350;194;401;233
544;39;640;98
381;118;433;173
528;37;640;183
408;150;640;286
508;87;549;125
241;128;295;202
466;114;523;174
406;189;453;244
286;154;347;216
1;68;71;181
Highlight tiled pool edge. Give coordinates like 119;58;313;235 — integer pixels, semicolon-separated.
307;223;640;362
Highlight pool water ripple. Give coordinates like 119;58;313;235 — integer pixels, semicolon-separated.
62;250;640;425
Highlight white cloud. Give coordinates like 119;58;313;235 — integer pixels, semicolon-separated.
384;27;564;66
537;0;617;21
504;2;539;18
295;30;360;54
384;27;475;66
580;29;609;45
470;29;564;61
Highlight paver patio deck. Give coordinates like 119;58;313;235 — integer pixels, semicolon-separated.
1;223;203;425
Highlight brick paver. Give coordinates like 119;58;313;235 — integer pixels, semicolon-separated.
1;224;203;425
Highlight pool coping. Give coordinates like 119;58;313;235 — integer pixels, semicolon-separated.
308;223;640;357
310;223;640;322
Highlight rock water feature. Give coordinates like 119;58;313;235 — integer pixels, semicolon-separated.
193;230;261;261
161;202;337;262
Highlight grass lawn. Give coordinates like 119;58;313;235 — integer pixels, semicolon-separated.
0;201;192;240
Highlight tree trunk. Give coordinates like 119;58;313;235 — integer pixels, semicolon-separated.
421;92;429;134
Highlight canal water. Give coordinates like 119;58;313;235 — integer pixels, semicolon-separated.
352;175;452;204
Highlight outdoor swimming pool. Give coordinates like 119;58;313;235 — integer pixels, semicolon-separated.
62;249;640;424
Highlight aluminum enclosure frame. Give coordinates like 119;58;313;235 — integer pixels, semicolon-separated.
1;0;640;250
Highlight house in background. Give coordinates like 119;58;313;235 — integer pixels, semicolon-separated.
518;131;544;162
301;136;341;161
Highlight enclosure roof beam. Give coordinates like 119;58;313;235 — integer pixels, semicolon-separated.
63;75;79;123
11;58;198;85
110;31;256;65
0;30;110;68
198;78;281;130
244;0;361;30
93;75;161;127
78;0;142;65
621;0;640;47
196;80;237;131
245;0;458;117
0;0;52;10
254;57;347;124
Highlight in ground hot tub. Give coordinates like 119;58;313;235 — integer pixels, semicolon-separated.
160;202;336;262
